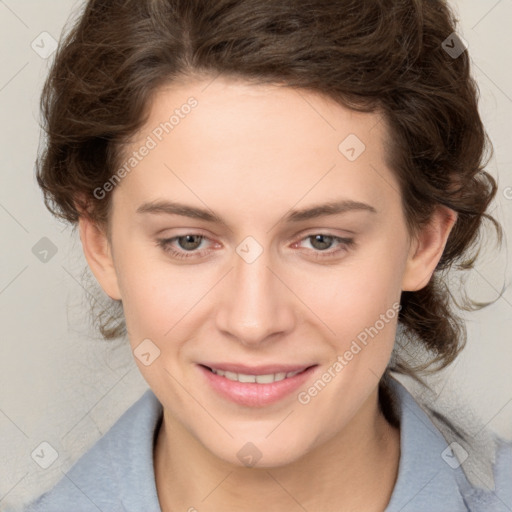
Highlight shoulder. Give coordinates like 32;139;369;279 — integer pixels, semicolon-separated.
458;435;512;512
384;376;512;512
24;389;163;512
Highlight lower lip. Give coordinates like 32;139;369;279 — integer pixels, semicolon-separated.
198;365;316;407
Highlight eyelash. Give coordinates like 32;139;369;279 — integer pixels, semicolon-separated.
156;233;355;261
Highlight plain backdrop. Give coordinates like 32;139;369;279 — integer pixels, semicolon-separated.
0;0;511;510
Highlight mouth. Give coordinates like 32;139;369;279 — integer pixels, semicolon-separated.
201;364;310;384
198;363;317;407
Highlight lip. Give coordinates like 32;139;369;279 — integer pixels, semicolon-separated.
198;363;317;407
200;362;312;375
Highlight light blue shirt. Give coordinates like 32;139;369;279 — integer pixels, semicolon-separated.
23;377;512;511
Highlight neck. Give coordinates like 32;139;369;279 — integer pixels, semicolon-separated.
154;388;400;512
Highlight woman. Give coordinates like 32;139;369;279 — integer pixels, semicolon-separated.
25;0;511;510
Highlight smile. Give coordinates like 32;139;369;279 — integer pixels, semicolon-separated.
199;364;317;407
209;368;304;384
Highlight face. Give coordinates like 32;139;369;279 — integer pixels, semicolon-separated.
81;76;455;467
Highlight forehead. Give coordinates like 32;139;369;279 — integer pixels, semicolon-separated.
144;76;386;151
113;77;399;221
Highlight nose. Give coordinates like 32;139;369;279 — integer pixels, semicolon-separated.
215;243;295;348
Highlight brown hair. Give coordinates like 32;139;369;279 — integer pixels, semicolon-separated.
36;0;503;386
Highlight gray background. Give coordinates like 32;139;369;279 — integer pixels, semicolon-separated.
0;0;511;509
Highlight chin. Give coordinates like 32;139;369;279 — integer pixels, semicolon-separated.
200;430;317;470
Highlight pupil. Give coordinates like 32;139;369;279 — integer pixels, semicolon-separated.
312;235;332;250
179;235;201;250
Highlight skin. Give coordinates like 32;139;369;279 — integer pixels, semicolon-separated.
78;76;457;511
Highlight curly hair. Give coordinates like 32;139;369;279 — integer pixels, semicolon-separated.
36;0;503;387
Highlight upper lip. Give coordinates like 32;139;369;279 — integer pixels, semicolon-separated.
200;363;315;375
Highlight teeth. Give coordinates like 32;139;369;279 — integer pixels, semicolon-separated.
211;368;303;383
255;374;275;384
238;373;256;383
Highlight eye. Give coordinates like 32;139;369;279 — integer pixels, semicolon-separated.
156;234;212;260
293;234;355;259
156;232;355;261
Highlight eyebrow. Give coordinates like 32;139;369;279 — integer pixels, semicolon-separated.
136;199;377;225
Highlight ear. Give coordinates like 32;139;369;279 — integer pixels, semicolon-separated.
78;215;122;301
401;205;458;291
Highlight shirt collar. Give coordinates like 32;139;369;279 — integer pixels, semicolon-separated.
384;376;469;511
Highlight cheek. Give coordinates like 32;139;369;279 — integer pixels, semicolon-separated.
295;246;406;343
114;244;215;337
